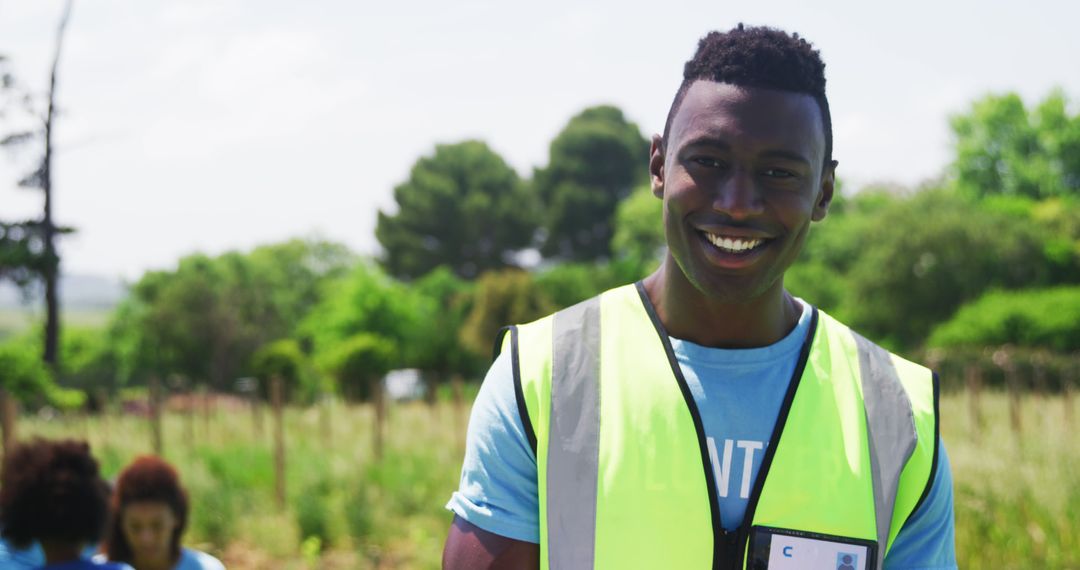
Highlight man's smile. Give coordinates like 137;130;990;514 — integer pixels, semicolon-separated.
696;229;774;268
700;231;768;253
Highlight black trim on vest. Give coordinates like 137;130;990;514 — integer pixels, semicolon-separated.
510;326;538;455
492;325;537;455
735;306;819;570
903;371;941;528
634;282;727;570
492;326;512;361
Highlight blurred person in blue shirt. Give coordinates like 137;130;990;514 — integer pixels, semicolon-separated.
100;457;223;570
0;439;131;570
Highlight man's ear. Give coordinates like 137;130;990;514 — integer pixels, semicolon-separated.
811;159;838;222
649;134;665;198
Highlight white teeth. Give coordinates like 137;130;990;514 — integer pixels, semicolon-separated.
704;233;764;253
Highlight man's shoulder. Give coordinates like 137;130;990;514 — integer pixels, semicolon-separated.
816;309;933;373
514;283;639;330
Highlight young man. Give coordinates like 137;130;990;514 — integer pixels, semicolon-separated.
443;25;956;570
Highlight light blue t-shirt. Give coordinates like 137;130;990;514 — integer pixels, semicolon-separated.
447;299;957;570
173;547;225;570
91;547;223;570
41;561;131;570
0;541;110;570
0;539;42;570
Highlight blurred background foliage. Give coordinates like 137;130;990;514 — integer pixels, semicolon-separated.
3;92;1080;404
1;87;1079;568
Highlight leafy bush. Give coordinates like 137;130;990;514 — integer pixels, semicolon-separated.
323;334;397;401
534;262;618;310
459;269;554;357
841;188;1055;350
928;286;1080;351
250;339;311;402
0;340;53;399
295;477;334;546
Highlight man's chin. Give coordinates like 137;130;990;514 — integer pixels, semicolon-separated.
690;274;778;306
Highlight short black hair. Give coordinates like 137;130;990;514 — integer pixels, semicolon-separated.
0;439;111;549
663;24;833;165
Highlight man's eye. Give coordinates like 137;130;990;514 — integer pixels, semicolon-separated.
763;168;796;178
692;157;723;168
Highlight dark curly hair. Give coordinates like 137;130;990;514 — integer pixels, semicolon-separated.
104;456;189;563
0;439;111;549
663;24;833;165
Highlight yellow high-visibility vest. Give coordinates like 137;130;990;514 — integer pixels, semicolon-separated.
498;283;938;570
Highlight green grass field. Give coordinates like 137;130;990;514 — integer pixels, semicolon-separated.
0;308;112;340
8;390;1078;569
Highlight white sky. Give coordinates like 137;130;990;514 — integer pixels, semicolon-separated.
1;0;1078;280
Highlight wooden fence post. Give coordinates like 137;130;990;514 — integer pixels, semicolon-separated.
1065;358;1076;429
320;393;332;448
149;375;163;456
200;384;213;443
271;375;286;510
964;364;983;440
993;348;1022;438
0;388;17;459
373;378;386;461
248;378;263;440
1032;353;1048;401
96;388;109;448
451;375;465;448
182;384;194;450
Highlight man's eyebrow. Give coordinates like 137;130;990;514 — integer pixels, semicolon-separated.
760;149;812;166
680;136;731;150
681;138;813;167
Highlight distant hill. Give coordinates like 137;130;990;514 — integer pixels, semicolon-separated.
0;274;127;310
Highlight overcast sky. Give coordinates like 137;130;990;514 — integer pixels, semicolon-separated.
1;0;1078;280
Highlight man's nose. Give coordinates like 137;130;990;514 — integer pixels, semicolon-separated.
712;167;764;220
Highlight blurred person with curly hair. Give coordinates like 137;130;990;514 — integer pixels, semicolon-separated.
102;457;222;570
0;438;131;570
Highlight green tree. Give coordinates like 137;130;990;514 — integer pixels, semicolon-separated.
535;106;650;261
407;267;481;396
842;188;1054;350
610;184;664;276
950;90;1080;199
324;334;397;402
0;338;53;401
302;262;416;392
105;240;352;391
250;339;310;402
787;185;894;319
459;270;554;358
0;3;76;369
0;334;85;410
534;263;624;311
376;141;537;280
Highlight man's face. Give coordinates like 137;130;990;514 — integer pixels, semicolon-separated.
650;80;835;304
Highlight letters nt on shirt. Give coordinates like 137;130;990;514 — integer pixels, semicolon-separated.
707;437;766;499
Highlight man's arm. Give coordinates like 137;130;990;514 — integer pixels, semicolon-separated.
442;351;541;569
443;516;539;570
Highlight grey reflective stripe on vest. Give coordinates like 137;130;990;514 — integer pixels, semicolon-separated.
852;331;918;569
548;297;602;569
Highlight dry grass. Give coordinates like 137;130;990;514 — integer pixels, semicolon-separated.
9;390;1078;569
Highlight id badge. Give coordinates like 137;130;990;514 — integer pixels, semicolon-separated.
747;526;877;570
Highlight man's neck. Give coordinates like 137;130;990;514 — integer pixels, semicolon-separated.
642;260;800;348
